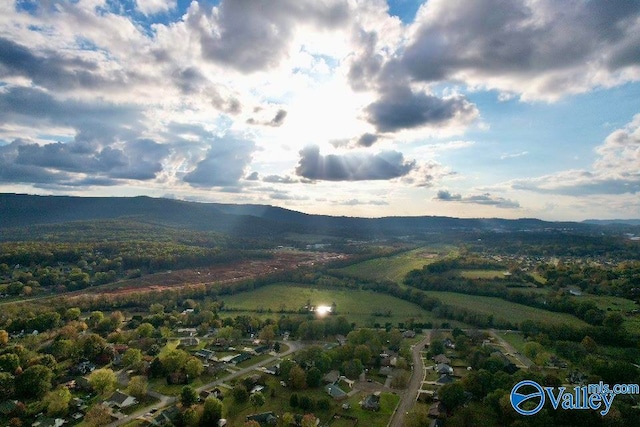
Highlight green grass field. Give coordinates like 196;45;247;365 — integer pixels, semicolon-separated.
459;270;508;280
575;294;640;335
421;291;589;328
221;283;438;326
333;248;442;283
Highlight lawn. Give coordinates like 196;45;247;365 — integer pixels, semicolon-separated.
148;372;222;396
498;331;528;353
421;291;589;328
333;248;442;284
221;283;438;327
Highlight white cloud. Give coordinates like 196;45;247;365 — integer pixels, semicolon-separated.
136;0;176;16
505;114;640;195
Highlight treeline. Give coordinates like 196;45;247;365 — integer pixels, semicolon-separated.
0;239;272;295
404;269;608;326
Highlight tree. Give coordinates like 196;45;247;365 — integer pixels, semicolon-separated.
136;322;155;338
85;404;112;427
201;397;223;427
259;325;276;344
184;357;204;379
15;364;53;398
79;333;108;362
341;359;363;380
127;376;148;400
181;386;198;407
581;335;597;352
307;367;322;388
232;384;249;404
0;330;8;346
301;414;317;427
88;368;117;396
122;348;143;368
0;372;14;400
64;308;82;321
282;413;295;425
182;407;201;427
289;365;307;390
603;313;624;330
44;386;72;416
390;369;410;389
250;392;265;410
439;382;465;410
161;349;189;374
149;303;164;314
0;353;20;373
299;395;314;411
353;344;372;365
287;392;298;408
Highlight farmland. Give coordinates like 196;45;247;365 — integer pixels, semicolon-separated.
220;283;438;326
333;248;443;284
420;291;590;328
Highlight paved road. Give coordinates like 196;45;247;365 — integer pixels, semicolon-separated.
388;331;431;427
488;329;533;368
107;340;305;427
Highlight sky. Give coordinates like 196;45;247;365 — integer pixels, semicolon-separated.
0;0;639;221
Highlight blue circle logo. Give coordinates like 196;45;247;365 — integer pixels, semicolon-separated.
510;380;545;416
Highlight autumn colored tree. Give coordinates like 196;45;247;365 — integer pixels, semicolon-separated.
127;376;148;400
88;368;117;396
44;386;72;416
85;404;112;427
289;365;307;390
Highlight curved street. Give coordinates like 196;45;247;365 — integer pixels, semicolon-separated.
389;331;431;427
107;340;305;427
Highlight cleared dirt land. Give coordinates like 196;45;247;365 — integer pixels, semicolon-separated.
78;250;346;296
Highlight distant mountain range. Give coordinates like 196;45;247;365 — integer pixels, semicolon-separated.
0;193;635;239
583;219;640;226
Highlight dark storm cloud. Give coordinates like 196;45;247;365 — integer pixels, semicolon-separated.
347;30;384;92
0;137;170;186
0;86;143;142
357;133;378;147
435;189;462;201
183;136;256;187
365;86;477;133
0;36;125;91
397;0;640;89
435;189;519;209
295;145;415;181
193;0;350;73
270;109;288;127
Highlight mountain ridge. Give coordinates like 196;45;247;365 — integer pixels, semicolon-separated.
0;193;620;238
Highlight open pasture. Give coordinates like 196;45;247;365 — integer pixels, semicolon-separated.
422;291;589;328
334;248;442;283
221;283;438;326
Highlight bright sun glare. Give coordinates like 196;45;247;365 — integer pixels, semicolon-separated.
315;305;332;316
